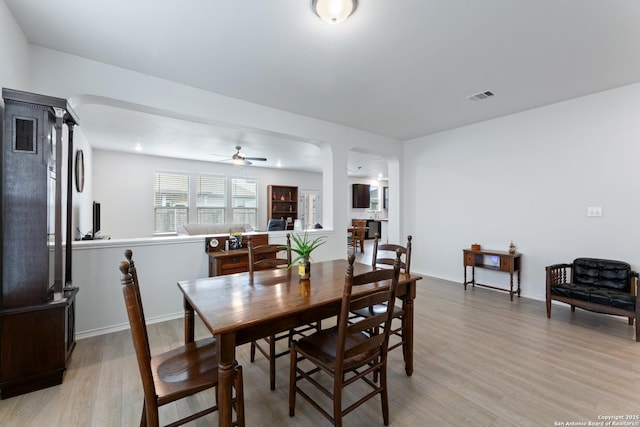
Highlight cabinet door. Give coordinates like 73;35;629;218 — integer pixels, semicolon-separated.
352;184;370;208
464;252;476;266
2;101;53;307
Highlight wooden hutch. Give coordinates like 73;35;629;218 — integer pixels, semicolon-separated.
0;89;79;398
267;185;298;230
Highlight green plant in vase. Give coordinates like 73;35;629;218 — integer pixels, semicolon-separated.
285;232;327;280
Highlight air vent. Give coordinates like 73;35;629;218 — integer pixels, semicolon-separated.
467;90;495;101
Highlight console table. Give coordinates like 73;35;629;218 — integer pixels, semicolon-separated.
463;248;521;300
206;233;271;276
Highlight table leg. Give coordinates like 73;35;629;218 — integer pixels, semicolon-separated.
403;296;414;376
183;298;194;344
471;266;475;287
217;333;237;427
509;271;514;301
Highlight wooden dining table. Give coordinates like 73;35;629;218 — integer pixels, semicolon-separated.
177;258;422;427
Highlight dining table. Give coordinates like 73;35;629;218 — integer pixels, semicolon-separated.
177;258;422;427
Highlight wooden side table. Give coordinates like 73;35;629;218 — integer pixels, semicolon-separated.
463;248;521;300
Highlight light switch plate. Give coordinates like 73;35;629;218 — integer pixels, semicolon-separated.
587;206;602;217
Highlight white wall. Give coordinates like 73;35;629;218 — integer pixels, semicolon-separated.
25;46;404;246
405;82;640;300
0;0;30;92
92;149;323;238
72;230;335;337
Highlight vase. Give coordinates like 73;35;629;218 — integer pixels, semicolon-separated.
298;259;311;280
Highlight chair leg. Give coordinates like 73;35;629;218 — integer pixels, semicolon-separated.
546;297;551;318
333;380;343;427
234;365;245;427
250;341;256;362
269;334;276;390
142;399;159;427
139;401;147;427
380;363;390;426
289;344;297;417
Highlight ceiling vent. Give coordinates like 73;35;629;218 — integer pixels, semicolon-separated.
466;90;495;101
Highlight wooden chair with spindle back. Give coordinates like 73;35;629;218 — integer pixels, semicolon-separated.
289;251;402;426
349;220;367;253
247;234;319;390
351;233;412;357
119;253;245;427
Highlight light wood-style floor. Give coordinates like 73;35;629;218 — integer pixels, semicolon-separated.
1;244;639;426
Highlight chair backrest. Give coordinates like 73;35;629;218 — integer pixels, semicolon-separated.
352;220;367;239
267;219;287;231
335;252;401;372
372;233;412;274
118;260;156;403
124;249;146;324
572;257;632;292
248;233;292;273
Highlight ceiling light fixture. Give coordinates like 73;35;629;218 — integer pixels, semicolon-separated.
312;0;357;24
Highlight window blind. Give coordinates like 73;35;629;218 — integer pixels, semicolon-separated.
154;173;189;233
231;178;257;227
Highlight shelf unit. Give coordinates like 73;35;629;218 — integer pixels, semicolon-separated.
267;185;298;230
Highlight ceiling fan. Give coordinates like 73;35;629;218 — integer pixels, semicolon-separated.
212;145;267;165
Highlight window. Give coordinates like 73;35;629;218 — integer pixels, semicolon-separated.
196;175;226;224
369;185;379;211
232;178;257;228
154;173;189;233
153;173;259;233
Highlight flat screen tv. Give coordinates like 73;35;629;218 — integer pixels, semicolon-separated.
92;201;101;239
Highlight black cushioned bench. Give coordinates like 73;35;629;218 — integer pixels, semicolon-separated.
546;257;639;341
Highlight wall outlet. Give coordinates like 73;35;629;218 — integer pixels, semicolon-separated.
587;206;602;217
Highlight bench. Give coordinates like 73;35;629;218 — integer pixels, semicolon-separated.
546;257;639;341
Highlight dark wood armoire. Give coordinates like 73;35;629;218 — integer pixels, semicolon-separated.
0;88;79;399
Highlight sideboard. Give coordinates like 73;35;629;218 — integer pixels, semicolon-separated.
462;248;521;300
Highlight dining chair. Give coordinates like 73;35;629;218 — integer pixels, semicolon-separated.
247;234;321;390
118;256;245;427
289;252;402;426
351;233;413;356
267;218;287;231
349;220;367;253
248;234;294;390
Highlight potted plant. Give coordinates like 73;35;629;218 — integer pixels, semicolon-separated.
285;232;327;280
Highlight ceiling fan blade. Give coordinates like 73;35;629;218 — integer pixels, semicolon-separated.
242;156;267;161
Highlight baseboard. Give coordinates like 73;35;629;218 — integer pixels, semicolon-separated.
76;311;184;340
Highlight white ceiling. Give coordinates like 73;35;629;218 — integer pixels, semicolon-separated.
5;0;640;176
